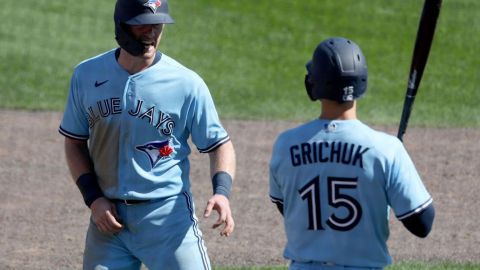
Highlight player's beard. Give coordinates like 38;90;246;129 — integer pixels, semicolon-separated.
137;29;163;59
140;37;158;56
116;23;163;59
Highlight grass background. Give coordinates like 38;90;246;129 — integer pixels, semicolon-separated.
0;0;478;269
1;0;479;127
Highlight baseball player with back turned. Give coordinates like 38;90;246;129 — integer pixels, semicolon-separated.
269;37;435;270
58;0;236;269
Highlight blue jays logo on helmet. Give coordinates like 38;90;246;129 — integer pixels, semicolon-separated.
136;140;173;168
144;0;162;13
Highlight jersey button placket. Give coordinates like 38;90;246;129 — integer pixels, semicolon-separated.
120;78;135;193
125;81;134;142
126;80;135;100
125;79;135;142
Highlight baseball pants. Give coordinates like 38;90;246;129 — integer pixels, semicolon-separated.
83;192;211;270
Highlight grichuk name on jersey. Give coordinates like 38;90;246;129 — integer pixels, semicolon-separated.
87;98;175;136
290;141;369;168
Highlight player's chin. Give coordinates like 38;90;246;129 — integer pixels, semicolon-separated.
140;45;157;58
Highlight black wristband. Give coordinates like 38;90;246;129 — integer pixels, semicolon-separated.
76;172;104;208
212;171;233;198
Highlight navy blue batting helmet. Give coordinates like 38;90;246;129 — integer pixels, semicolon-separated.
114;0;174;56
304;37;368;103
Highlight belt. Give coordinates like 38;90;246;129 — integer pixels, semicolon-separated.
111;198;151;205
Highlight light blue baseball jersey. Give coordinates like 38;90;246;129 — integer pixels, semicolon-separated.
269;119;432;268
59;49;229;200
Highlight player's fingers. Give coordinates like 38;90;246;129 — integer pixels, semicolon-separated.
92;213;107;232
95;221;109;234
211;205;227;227
203;199;215;218
110;204;123;224
212;212;227;228
220;214;234;237
110;203;119;217
212;221;223;229
105;211;123;232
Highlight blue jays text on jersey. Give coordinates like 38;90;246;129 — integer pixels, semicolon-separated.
59;49;230;200
86;97;175;136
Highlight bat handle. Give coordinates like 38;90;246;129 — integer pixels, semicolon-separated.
397;94;416;142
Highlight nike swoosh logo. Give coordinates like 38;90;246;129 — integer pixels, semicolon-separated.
94;80;109;87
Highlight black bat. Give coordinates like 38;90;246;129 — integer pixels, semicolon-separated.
397;0;443;141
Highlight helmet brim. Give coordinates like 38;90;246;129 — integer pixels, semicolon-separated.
125;13;174;25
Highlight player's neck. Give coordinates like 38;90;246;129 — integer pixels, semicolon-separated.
319;100;357;120
117;48;155;74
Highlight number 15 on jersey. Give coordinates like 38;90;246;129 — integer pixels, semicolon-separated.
298;176;363;231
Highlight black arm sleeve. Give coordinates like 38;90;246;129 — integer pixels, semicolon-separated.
401;203;435;238
273;201;284;216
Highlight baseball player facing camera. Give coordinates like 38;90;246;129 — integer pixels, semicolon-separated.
269;37;435;270
59;0;235;269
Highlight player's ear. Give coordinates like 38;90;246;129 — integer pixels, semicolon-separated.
120;22;134;35
304;60;316;101
304;75;316;101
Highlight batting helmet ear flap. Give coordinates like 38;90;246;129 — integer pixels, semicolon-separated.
304;60;316;101
115;22;147;56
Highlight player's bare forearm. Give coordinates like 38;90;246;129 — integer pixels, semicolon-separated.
65;138;122;233
205;141;236;236
208;140;236;178
64;137;95;181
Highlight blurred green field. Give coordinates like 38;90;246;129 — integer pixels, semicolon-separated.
1;2;479;269
0;0;478;127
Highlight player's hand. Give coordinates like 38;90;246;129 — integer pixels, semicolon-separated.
90;197;123;234
203;194;234;237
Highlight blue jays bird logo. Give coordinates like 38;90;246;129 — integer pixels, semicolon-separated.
144;0;162;13
136;140;173;168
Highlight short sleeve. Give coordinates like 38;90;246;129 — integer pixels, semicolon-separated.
189;78;229;153
58;70;90;140
269;138;284;204
386;144;432;220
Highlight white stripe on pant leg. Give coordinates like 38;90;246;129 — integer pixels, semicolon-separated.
183;192;211;270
